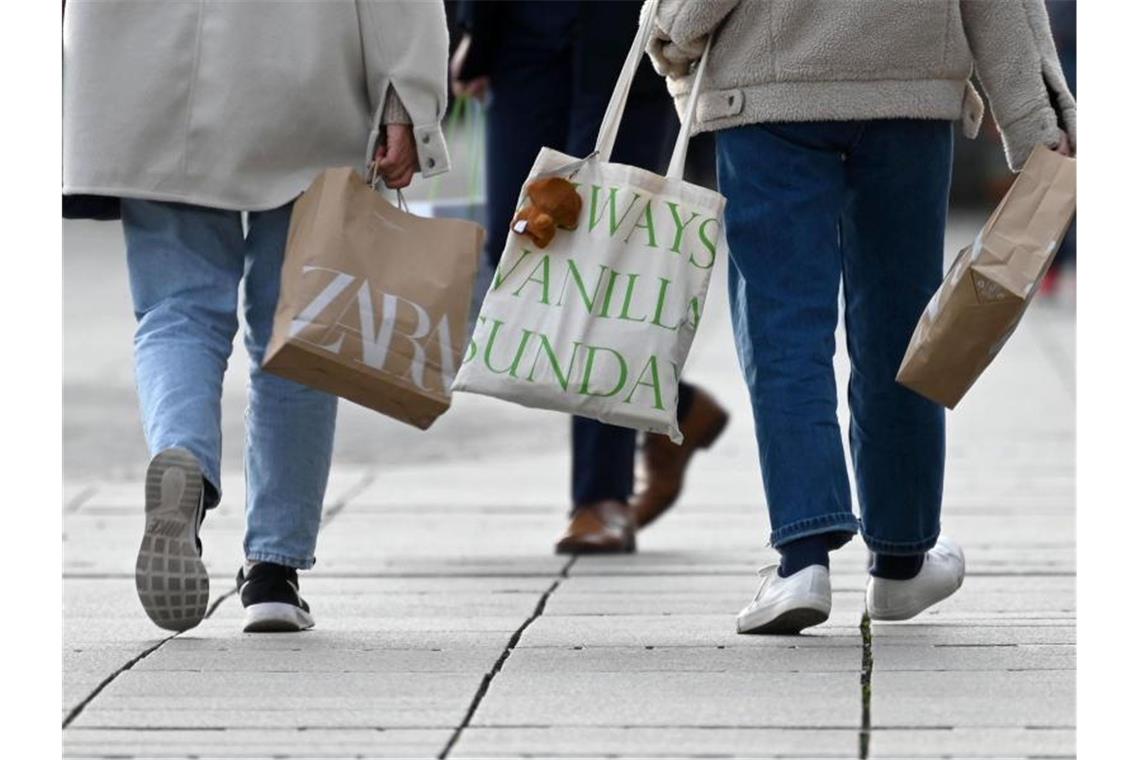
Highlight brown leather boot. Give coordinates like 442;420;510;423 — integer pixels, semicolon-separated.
631;386;729;529
555;499;636;555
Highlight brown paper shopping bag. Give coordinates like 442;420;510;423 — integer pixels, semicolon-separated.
897;145;1076;408
264;167;484;429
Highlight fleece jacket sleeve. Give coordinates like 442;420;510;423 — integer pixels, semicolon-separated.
960;0;1076;171
646;0;741;78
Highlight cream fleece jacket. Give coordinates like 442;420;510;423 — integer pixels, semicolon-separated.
647;0;1076;171
64;0;449;211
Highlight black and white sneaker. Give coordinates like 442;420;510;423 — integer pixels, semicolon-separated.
238;562;315;633
135;448;209;632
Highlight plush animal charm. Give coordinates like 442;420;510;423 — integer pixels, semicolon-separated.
511;176;583;249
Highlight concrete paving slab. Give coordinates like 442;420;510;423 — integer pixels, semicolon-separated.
315;512;569;559
519;614;862;649
872;643;1074;671
70;705;467;730
64;728;451;758
871;624;1075;646
132;647;505;674
472;671;862;728
503;645;861;673
869;727;1074;758
872;670;1074;728
312;556;569;577
163;629;517;652
452;726;858;758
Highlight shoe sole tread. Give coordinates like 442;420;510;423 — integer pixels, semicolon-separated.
136;448;209;632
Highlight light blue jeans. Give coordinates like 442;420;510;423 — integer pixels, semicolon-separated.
121;199;337;569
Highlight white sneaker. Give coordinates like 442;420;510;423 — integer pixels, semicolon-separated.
736;565;832;635
866;537;965;622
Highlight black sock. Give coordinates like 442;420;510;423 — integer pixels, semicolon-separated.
778;533;832;578
869;552;926;580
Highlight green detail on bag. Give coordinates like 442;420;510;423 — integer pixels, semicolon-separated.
479;318;533;376
588;185;642;236
493;248;534;290
624;355;664;411
511;255;552;304
692;217;719;269
617;273;647;323
528;334;578;391
490;246;702;332
556;259;611;313
578;345;628;397
665;202;701;255
465;317;674;412
624;203;658;247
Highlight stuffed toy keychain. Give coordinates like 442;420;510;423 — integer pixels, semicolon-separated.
511;176;583;249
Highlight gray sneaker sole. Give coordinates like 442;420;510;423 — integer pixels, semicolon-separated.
737;607;830;636
135;448;209;632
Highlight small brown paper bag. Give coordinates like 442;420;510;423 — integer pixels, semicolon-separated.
897;145;1076;409
264;167;484;429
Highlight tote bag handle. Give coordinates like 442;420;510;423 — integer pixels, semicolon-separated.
593;0;713;181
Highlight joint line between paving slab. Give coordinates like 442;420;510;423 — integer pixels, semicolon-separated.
859;610;874;760
65;485;99;514
318;471;379;523
437;555;578;759
61;584;241;730
61;635;172;729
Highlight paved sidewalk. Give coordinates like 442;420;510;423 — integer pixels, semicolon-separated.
62;218;1075;759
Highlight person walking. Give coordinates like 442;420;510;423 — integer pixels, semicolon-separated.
62;0;451;633
451;0;729;555
647;0;1076;633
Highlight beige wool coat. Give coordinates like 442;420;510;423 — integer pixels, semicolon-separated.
647;0;1077;171
63;0;451;211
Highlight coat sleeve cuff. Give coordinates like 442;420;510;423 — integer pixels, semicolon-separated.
999;106;1064;172
364;121;450;180
412;123;450;178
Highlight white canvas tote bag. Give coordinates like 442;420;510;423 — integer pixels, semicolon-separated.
452;0;726;443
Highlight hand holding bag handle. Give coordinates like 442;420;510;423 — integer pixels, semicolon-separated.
593;0;713;181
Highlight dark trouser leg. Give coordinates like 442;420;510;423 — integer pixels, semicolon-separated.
715;122;862;551
840;119;951;562
563;74;679;508
482;46;571;268
571;416;638;506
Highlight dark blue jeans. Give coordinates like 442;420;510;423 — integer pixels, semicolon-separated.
716;120;950;555
482;1;681;507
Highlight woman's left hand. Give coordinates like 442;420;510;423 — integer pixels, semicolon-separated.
1053;131;1074;158
374;124;419;189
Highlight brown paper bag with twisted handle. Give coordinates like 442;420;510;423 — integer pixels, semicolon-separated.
264;167;484;429
897;145;1076;408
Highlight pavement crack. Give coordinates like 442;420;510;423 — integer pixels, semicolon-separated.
859;610;874;759
62;635;173;729
318;471;379;524
437;555;577;759
65;485;98;514
63;580;240;731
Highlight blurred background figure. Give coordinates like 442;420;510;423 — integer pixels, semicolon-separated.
450;0;728;555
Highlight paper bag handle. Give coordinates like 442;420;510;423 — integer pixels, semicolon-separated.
593;0;713;181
